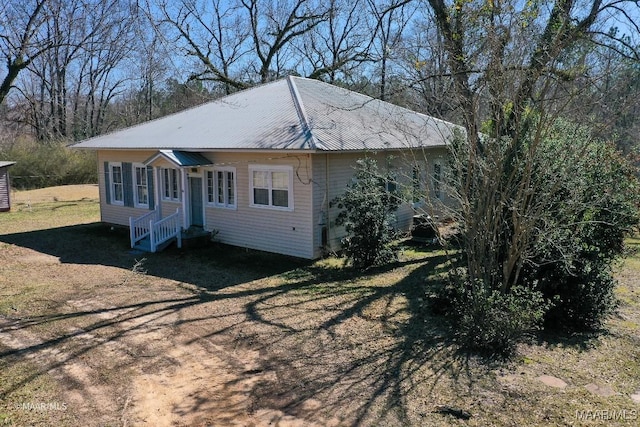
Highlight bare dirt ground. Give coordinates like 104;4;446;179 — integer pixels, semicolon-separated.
1;185;640;426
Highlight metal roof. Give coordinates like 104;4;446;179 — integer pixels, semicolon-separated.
145;150;213;167
0;161;16;168
73;77;459;152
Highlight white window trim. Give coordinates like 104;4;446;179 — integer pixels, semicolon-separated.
109;162;124;206
133;163;149;208
206;167;237;209
249;164;294;211
161;167;181;202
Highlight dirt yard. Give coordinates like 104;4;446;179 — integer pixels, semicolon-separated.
1;185;640;426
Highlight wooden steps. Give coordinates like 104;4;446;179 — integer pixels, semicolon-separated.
133;227;210;253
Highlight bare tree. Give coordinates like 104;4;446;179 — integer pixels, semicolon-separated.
241;0;328;82
0;0;51;106
422;0;640;292
73;1;137;138
400;8;457;120
301;0;372;83
151;0;250;93
366;0;416;101
17;0;136;140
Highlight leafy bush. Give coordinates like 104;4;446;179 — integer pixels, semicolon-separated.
438;118;639;355
0;139;96;189
331;158;400;270
441;278;548;356
536;262;618;331
526;121;640;330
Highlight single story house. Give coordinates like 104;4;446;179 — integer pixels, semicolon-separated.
0;161;16;212
73;76;457;259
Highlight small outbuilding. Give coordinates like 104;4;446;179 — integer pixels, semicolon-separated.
0;161;16;212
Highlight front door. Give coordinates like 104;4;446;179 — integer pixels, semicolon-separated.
189;177;204;227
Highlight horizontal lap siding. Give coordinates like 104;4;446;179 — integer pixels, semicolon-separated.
312;150;448;253
97;150;156;226
97;148;450;258
313;153;351;251
204;152;314;259
0;168;10;211
311;155;327;258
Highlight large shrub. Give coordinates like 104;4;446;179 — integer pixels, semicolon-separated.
441;118;639;354
525;122;640;330
331;158;400;270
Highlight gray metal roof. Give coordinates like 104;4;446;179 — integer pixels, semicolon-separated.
0;161;16;168
73;77;458;152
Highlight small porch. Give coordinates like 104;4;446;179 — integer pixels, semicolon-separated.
129;207;212;253
129;150;213;253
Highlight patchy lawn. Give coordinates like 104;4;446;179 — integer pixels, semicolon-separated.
0;185;639;426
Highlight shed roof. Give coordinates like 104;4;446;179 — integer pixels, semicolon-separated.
73;77;459;152
0;161;16;168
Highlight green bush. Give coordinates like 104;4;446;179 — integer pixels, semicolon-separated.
444;279;548;356
526;122;640;330
331;158;400;270
536;261;618;331
438;118;639;354
0;139;96;189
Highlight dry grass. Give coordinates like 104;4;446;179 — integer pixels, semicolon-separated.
0;186;639;426
11;184;99;204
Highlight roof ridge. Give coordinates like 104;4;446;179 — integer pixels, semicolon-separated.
286;76;320;150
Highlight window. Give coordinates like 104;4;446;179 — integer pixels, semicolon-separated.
385;172;398;194
433;162;442;200
109;162;124;205
249;165;293;210
206;167;236;208
162;168;180;201
134;164;148;208
412;165;422;202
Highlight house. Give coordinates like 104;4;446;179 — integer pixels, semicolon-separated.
73;76;456;258
0;161;16;212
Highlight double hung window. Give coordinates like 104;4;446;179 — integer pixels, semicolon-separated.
249;165;293;210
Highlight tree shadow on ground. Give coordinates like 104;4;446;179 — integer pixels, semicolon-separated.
227;254;476;425
0;222;310;289
1;221;478;425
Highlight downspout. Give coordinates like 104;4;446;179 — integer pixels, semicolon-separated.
154;167;161;220
325;153;330;252
181;168;188;230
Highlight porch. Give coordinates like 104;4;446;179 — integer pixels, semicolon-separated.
129;208;211;253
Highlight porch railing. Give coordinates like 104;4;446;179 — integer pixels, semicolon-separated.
129;207;182;252
129;208;160;248
149;208;182;252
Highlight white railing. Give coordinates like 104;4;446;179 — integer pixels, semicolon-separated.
129;208;159;248
149;208;182;252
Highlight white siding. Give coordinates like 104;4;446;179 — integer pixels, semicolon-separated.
97;148;451;259
203;152;314;259
97;150;157;226
311;148;452;254
98;150;314;258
